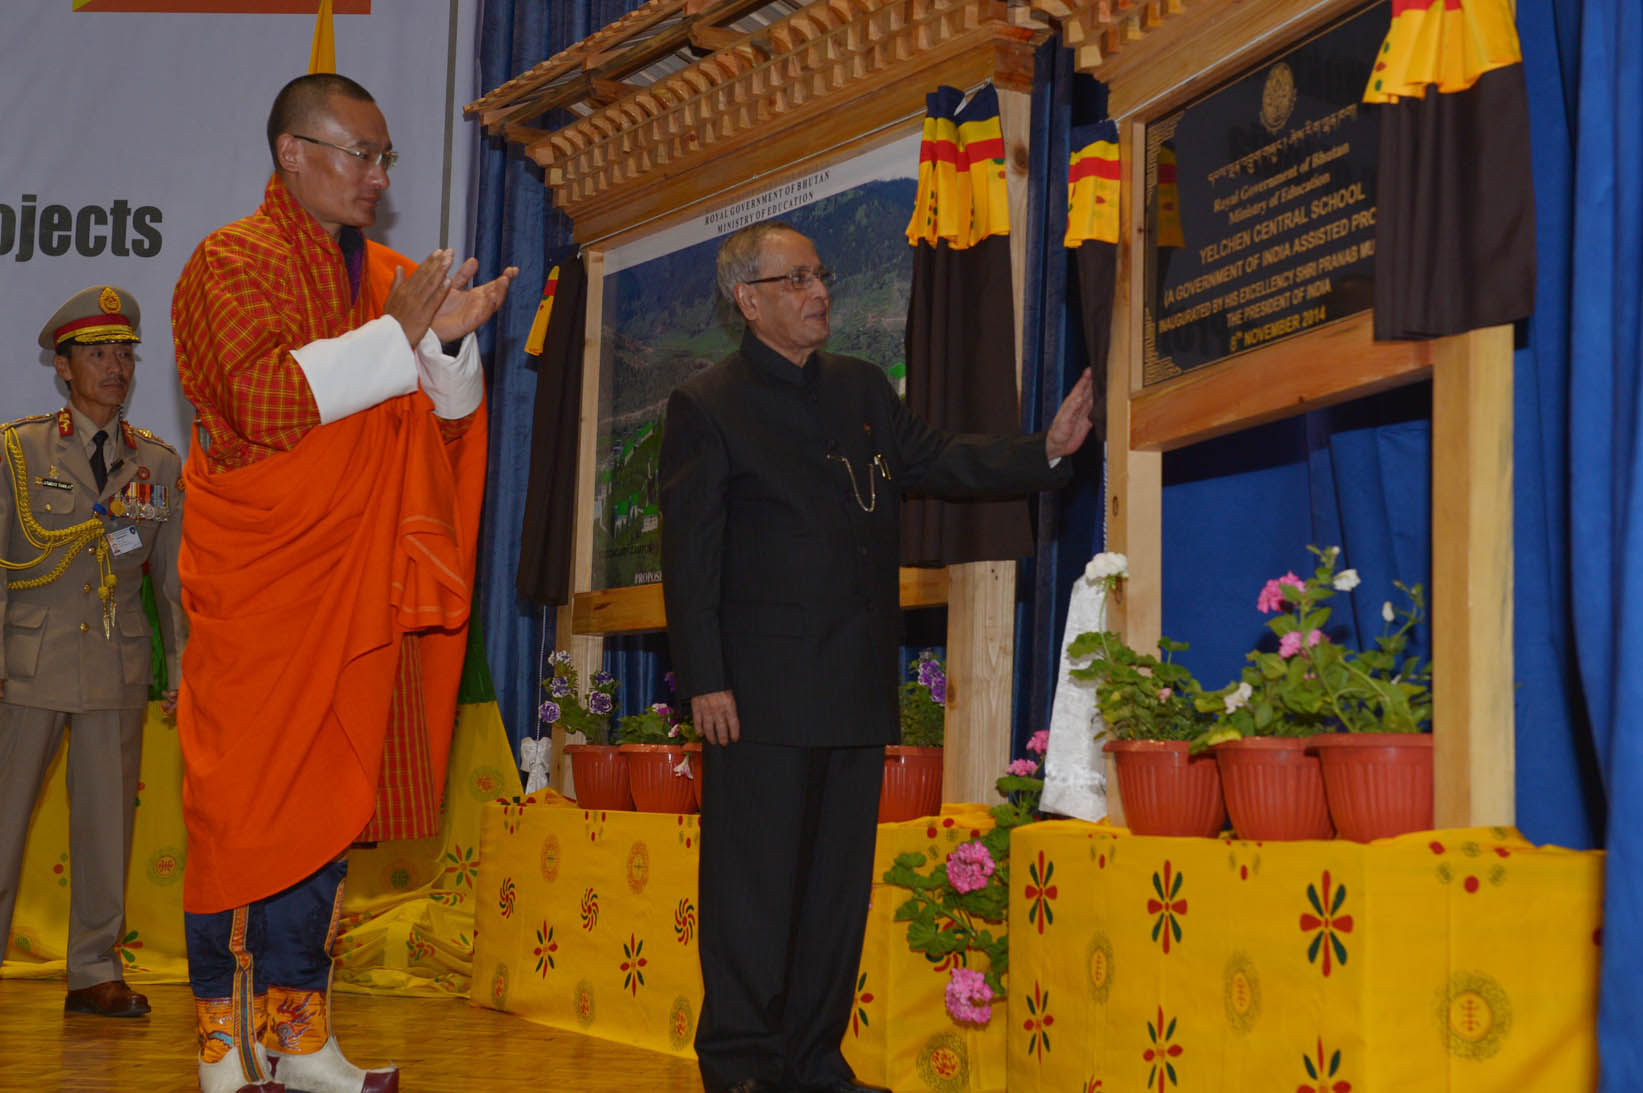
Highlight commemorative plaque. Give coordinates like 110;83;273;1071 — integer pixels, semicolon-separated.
1143;1;1387;384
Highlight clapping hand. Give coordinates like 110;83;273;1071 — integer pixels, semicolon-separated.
431;257;519;344
383;249;456;347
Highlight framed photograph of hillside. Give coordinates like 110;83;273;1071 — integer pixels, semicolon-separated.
591;133;922;590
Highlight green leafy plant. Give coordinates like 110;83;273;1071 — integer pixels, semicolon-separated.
1196;545;1431;743
539;650;617;744
615;701;698;745
898;650;946;747
1066;632;1215;742
880;731;1048;1026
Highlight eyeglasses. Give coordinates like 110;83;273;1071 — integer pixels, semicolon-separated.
292;134;399;172
742;266;834;291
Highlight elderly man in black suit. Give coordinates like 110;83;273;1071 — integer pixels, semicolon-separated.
660;219;1094;1093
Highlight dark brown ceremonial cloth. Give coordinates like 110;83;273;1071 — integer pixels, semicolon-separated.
1373;62;1537;340
900;233;1034;565
517;251;589;606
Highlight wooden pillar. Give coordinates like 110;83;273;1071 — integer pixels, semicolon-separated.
552;252;610;795
1099;118;1164;826
941;85;1032;805
1431;324;1515;827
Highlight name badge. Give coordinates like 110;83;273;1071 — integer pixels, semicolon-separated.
106;525;142;558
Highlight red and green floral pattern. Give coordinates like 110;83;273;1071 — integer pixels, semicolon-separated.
1298;1036;1351;1092
1025;850;1058;934
1148;861;1187;955
1023;980;1053;1061
620;933;648;996
1299;870;1352;977
1144;1006;1182;1091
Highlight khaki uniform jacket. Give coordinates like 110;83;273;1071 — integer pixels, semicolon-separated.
0;409;186;712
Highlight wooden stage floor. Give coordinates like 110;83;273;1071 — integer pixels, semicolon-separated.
0;980;704;1091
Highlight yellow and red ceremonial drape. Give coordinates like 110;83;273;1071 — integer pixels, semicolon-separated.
901;83;1032;566
1064;127;1120;249
1363;0;1522;103
524;264;560;357
1066;121;1121;447
1363;0;1534;338
906;85;1009;251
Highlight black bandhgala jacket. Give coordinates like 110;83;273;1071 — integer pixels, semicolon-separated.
659;328;1069;747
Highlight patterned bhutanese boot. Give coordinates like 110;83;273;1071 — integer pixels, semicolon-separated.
264;986;397;1093
197;995;284;1092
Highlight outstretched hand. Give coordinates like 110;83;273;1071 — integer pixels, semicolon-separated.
431;258;519;344
1046;367;1097;461
383;249;456;347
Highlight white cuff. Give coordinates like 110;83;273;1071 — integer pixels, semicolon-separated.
291;315;419;424
415;329;483;419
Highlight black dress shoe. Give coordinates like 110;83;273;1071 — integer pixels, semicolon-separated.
713;1082;785;1093
802;1082;891;1093
64;979;151;1018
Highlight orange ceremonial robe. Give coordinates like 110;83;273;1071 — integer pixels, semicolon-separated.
172;177;485;913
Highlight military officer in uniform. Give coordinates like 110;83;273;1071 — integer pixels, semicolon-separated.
0;285;186;1018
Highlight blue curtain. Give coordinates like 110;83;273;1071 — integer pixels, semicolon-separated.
472;0;649;757
1010;43;1107;759
1510;0;1643;1086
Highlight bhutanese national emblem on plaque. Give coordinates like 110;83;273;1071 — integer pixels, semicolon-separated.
98;286;122;314
1261;62;1297;133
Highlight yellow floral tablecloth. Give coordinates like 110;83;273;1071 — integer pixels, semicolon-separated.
1008;821;1602;1092
471;800;1008;1091
2;701;522;996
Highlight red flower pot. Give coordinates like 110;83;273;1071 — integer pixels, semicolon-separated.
622;744;699;814
1311;732;1434;842
1104;739;1226;837
565;744;633;812
684;742;703;810
1213;737;1334;841
879;745;944;823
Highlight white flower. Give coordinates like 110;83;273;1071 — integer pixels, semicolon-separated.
1382;600;1395;623
1223;681;1253;714
1333;569;1360;592
1085;552;1130;583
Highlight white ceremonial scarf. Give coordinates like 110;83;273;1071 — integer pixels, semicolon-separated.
1042;574;1110;822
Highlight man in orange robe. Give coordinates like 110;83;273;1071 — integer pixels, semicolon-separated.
170;73;515;1093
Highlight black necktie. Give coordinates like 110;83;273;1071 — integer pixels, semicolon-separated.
91;429;108;492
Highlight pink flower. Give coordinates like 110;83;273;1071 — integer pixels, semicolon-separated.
944;967;994;1025
1278;629;1326;658
1007;758;1039;777
1257;572;1303;614
945;841;996;894
1157;687;1173;701
1026;729;1050;755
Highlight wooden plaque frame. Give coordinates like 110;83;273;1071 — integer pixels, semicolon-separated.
1026;0;1514;828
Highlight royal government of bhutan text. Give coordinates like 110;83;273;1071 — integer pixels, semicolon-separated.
0;195;163;262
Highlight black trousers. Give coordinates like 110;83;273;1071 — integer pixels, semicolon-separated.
695;740;884;1092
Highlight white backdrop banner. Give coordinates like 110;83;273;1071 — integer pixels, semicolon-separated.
1;0;480;454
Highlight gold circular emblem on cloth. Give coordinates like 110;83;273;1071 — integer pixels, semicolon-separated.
1439;971;1512;1059
98;286;122;314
